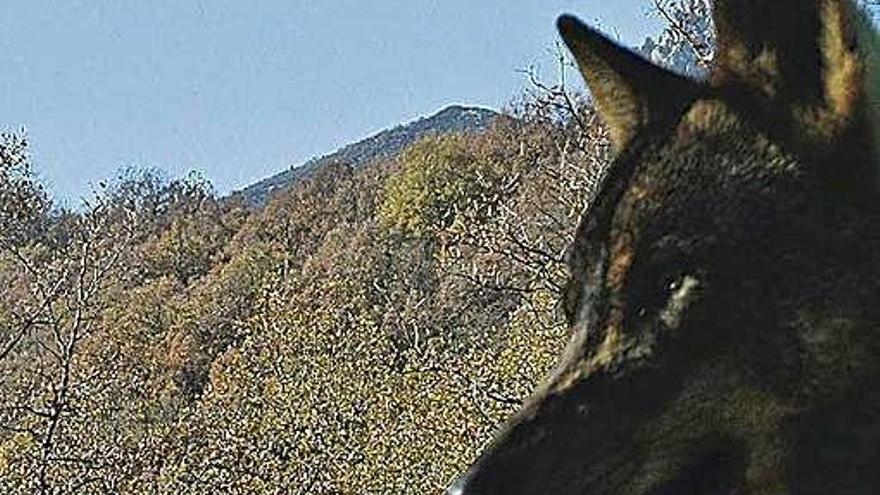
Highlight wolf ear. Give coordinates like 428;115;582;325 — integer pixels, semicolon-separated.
557;15;698;152
713;0;866;142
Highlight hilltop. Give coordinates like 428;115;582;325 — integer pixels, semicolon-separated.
233;105;499;207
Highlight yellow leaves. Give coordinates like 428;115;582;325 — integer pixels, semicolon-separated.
0;432;33;473
378;134;513;238
379;135;468;235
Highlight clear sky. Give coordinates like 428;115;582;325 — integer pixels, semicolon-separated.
0;1;663;204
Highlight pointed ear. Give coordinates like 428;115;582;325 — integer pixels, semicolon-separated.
713;0;867;142
557;15;699;152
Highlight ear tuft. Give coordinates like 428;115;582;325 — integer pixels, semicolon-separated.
556;14;582;41
557;15;699;152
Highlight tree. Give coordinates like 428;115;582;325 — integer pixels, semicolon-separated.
0;182;138;494
646;0;714;76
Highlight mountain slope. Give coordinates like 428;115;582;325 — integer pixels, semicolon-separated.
234;105;499;207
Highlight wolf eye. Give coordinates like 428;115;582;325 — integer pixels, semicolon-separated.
659;274;700;329
667;276;684;293
628;236;702;328
633;269;700;329
635;270;683;313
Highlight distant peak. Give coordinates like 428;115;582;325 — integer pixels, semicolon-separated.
234;103;500;207
433;104;496;116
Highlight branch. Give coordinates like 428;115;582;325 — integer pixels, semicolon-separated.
652;0;713;69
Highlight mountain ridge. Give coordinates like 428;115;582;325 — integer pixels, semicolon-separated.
233;105;499;207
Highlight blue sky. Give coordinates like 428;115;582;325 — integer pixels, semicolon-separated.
0;1;662;203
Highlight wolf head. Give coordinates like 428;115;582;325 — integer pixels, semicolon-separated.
451;1;880;494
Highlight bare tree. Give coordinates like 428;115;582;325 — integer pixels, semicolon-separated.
651;0;715;69
0;148;138;494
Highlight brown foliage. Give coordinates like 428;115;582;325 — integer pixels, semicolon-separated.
0;74;610;495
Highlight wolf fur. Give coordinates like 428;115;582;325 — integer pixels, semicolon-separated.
451;1;880;494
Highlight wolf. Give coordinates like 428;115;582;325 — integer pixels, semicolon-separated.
450;0;879;493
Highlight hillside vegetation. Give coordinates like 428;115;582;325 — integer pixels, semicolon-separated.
0;91;609;493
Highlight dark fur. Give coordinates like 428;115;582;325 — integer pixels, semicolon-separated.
451;1;880;493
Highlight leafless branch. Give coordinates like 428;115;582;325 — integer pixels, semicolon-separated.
652;0;713;69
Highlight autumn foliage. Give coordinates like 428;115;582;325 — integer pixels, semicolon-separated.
0;86;609;494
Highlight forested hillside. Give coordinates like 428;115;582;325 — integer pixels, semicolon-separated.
0;89;609;493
